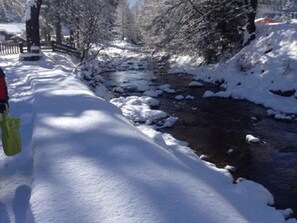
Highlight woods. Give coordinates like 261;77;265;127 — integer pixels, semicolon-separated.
3;0;295;62
135;0;258;63
20;0;259;62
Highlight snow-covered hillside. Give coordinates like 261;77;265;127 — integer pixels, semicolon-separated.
170;21;297;120
0;52;296;222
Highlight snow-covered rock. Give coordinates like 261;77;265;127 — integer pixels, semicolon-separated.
143;90;163;97
185;95;195;100
158;84;176;94
224;165;236;172
158;116;178;128
200;154;209;161
189;81;204;87
203;90;215;98
111;96;167;123
227;149;234;155
246;134;260;144
175;95;185;100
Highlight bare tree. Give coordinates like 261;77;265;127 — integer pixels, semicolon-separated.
114;0;140;43
58;0;118;58
137;0;258;63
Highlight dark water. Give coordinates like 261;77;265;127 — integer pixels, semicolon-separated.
101;70;297;218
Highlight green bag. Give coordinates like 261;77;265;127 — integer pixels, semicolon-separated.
0;110;21;156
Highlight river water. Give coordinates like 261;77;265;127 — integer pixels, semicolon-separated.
101;69;297;218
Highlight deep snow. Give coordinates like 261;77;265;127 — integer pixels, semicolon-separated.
0;50;296;223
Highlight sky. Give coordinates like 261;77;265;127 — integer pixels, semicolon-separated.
128;0;141;7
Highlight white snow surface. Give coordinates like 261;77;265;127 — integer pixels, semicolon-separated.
0;53;296;223
170;22;297;117
111;96;166;123
0;23;25;34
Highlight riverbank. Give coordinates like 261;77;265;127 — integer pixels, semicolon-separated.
169;21;297;120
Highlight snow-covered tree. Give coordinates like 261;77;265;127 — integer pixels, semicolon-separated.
60;0;119;58
41;0;63;44
0;0;26;22
282;0;295;21
137;0;258;63
114;0;140;43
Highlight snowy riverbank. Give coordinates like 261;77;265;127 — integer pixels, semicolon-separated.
0;51;296;222
169;21;297;120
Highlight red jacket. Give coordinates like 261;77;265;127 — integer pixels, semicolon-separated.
0;67;8;112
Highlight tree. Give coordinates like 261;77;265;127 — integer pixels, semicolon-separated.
60;0;119;58
244;0;258;45
114;0;140;43
137;0;258;63
0;0;26;22
25;0;42;51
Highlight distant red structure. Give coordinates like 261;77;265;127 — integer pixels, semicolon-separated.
255;18;277;25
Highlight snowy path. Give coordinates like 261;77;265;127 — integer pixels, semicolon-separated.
0;54;296;223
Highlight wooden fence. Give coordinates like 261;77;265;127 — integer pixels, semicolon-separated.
0;43;21;55
0;41;80;58
51;41;80;58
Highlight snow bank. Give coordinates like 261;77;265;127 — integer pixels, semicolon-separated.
0;53;296;223
170;22;297;118
111;96;166;123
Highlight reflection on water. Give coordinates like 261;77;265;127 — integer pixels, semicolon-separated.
101;70;297;217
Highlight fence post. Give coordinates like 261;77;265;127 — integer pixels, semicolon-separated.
19;42;23;53
51;41;55;52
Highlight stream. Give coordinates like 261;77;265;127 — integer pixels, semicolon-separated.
100;68;297;218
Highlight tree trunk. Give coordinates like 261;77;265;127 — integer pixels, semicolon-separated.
54;0;62;44
244;0;258;45
55;16;62;44
26;0;42;52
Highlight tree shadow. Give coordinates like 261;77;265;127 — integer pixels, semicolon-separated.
13;185;35;223
0;202;10;223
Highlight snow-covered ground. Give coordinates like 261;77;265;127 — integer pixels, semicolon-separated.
170;21;297;120
0;51;296;223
